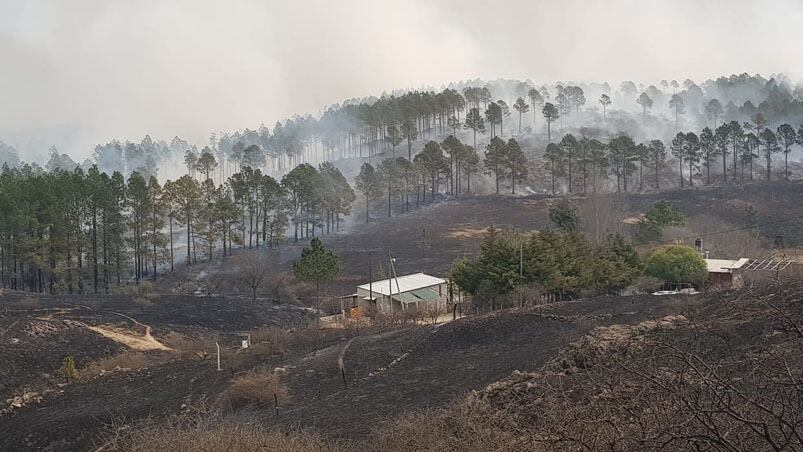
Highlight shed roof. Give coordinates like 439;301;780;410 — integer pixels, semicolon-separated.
392;287;440;304
357;272;445;296
705;258;750;274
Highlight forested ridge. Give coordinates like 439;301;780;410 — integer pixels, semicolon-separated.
4;73;803;294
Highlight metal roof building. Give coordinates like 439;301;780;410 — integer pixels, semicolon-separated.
353;272;448;313
705;258;750;274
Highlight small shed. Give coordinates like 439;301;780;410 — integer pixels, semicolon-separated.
705;258;749;289
348;272;448;314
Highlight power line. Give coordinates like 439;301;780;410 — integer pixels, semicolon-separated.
661;216;800;244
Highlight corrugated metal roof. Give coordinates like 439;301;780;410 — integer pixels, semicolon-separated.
392;287;440;303
357;272;445;296
705;258;749;273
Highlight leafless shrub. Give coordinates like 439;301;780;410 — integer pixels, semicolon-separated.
112;281;156;296
265;272;302;302
17;296;41;309
81;351;157;379
133;296;153;307
511;283;543;307
98;401;339;452
372;398;522;452
249;326;291;350
160;331;218;356
236;253;275;301
425;305;447;324
633;275;664;293
578;192;630;245
222;370;289;410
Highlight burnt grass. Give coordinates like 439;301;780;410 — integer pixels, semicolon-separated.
626;180;803;242
264;293;705;440
164;181;803;300
0;290;313;449
2;181;802;450
0;291;704;450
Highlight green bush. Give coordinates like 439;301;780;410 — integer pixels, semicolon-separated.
636;201;685;244
58;356;79;381
450;228;641;300
644;245;707;284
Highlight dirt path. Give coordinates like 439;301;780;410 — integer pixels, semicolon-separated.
337;337;357;369
86;325;170;351
86;311;171;351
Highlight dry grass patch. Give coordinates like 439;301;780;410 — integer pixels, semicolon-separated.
100;408;343;452
222;370;289;410
372;398;522;452
160;331;218;356
446;226;489;239
81;351;162;379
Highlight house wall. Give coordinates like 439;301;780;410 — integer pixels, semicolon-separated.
356;283;449;314
707;272;734;289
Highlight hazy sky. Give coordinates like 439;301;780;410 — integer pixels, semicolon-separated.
2;0;803;160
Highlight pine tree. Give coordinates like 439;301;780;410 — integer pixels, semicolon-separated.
484;137;508;194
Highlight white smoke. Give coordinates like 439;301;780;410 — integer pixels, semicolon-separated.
2;0;803;161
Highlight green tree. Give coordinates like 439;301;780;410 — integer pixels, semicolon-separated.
196;147;218;180
608;135;637;192
496;100;510;136
699;127;715;184
413;141;447;200
527;88;544;127
644;245;707;284
463;145;480;194
184;149;198;177
776;123;795;181
636;201;685;243
705;98;723;129
668;94;685;131
670;133;685;187
242;144;266;170
485;102;502;138
544;142;563;195
599;94;611;122
505;138;528;194
549;200;579;233
484;136;508;194
354;163;382;223
542;103;559;143
760;128;779;180
636;92;653;125
464;107;485;150
559;134;579;193
378;158;401;217
714;124;730;182
385;123;403;158
683;132;701;187
293;237;339;304
513;97;530;134
400;118;418;162
645;139;666;190
166;175;201;265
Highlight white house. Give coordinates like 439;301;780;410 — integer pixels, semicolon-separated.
349;272;448;313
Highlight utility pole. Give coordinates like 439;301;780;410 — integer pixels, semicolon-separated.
388;251;393;316
388;250;403;313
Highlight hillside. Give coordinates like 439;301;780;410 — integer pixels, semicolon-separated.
4;280;797;451
2;182;803;450
160;181;803;300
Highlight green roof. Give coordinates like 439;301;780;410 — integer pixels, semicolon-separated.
392;287;440;304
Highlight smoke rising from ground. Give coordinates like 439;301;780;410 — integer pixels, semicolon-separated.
2;0;803;160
